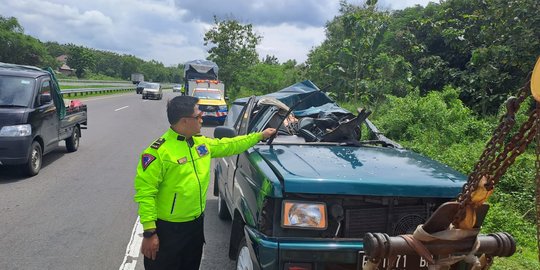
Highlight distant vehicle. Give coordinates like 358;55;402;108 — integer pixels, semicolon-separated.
141;82;162;100
136;81;147;94
0;62;88;176
131;73;144;84
183;60;228;125
183;60;222;96
172;84;183;93
192;88;228;124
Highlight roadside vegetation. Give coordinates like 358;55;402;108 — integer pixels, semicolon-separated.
1;0;539;268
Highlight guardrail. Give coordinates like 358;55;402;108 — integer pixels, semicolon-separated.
59;79;133;84
60;85;174;97
61;87;136;97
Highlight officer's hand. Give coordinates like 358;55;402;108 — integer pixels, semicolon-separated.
141;234;160;260
262;128;277;139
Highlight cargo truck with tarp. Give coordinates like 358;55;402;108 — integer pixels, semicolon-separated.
183;60;227;124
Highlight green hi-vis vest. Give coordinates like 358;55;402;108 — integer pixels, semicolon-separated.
134;128;263;230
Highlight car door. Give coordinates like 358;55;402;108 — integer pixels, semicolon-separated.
224;96;257;201
35;79;59;151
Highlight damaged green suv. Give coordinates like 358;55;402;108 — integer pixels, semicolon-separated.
213;81;466;270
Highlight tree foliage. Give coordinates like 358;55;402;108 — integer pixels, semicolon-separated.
306;0;540;115
0;16;55;67
67;45;95;78
204;16;261;94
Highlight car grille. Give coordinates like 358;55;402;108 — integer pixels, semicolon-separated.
344;204;428;238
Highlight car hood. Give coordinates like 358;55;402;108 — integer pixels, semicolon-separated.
198;99;226;106
0;108;26;126
255;145;466;198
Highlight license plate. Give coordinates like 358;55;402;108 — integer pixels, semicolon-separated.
202;111;216;116
357;252;429;270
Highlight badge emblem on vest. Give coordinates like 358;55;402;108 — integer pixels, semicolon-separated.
141;154;156;171
177;157;187;164
196;144;208;157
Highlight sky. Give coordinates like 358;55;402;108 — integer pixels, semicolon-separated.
1;0;433;67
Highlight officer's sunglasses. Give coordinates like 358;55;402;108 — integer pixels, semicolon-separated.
182;111;203;120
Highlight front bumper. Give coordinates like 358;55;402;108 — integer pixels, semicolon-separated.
143;91;160;98
201;111;227;123
244;226;364;270
0;136;32;165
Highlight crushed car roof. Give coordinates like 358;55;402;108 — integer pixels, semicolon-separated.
234;80;350;117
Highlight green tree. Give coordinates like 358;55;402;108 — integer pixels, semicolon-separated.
204;16;261;94
91;50;123;78
262;55;279;65
306;2;410;106
67;45;95;78
44;41;68;58
0;16;55;67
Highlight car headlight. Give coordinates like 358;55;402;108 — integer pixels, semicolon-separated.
0;124;32;137
219;105;228;111
282;200;327;230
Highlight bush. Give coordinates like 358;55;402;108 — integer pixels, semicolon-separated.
371;86;491;168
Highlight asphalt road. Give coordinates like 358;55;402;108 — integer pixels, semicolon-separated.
0;91;236;270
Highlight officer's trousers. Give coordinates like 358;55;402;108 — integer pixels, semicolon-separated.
144;214;205;270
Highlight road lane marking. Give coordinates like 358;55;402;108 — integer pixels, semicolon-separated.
119;217;143;270
120;216;207;269
115;106;129;111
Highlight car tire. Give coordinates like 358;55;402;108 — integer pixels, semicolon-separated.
217;191;231;220
65;126;80;152
236;237;253;270
23;141;42;176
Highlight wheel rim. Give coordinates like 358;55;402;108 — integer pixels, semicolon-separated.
237;246;253;270
31;146;41;170
73;129;79;148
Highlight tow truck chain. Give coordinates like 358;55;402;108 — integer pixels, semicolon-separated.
453;78;540;228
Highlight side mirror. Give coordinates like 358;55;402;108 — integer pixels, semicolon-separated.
214;126;237;138
225;96;229;102
40;94;52;104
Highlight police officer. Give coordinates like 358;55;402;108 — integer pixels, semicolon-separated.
134;95;276;270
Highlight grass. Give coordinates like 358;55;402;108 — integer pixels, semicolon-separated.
61;85;124;89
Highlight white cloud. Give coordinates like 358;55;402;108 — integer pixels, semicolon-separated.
255;24;326;63
0;0;433;67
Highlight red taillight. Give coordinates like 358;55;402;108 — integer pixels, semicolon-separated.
284;263;312;270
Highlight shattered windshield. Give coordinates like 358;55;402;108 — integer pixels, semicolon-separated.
0;76;35;107
246;80;399;147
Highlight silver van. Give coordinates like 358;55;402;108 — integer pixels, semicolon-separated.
141;82;162;100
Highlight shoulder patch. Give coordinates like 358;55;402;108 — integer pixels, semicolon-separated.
151;138;165;149
141;154;156;171
196;144;209;157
